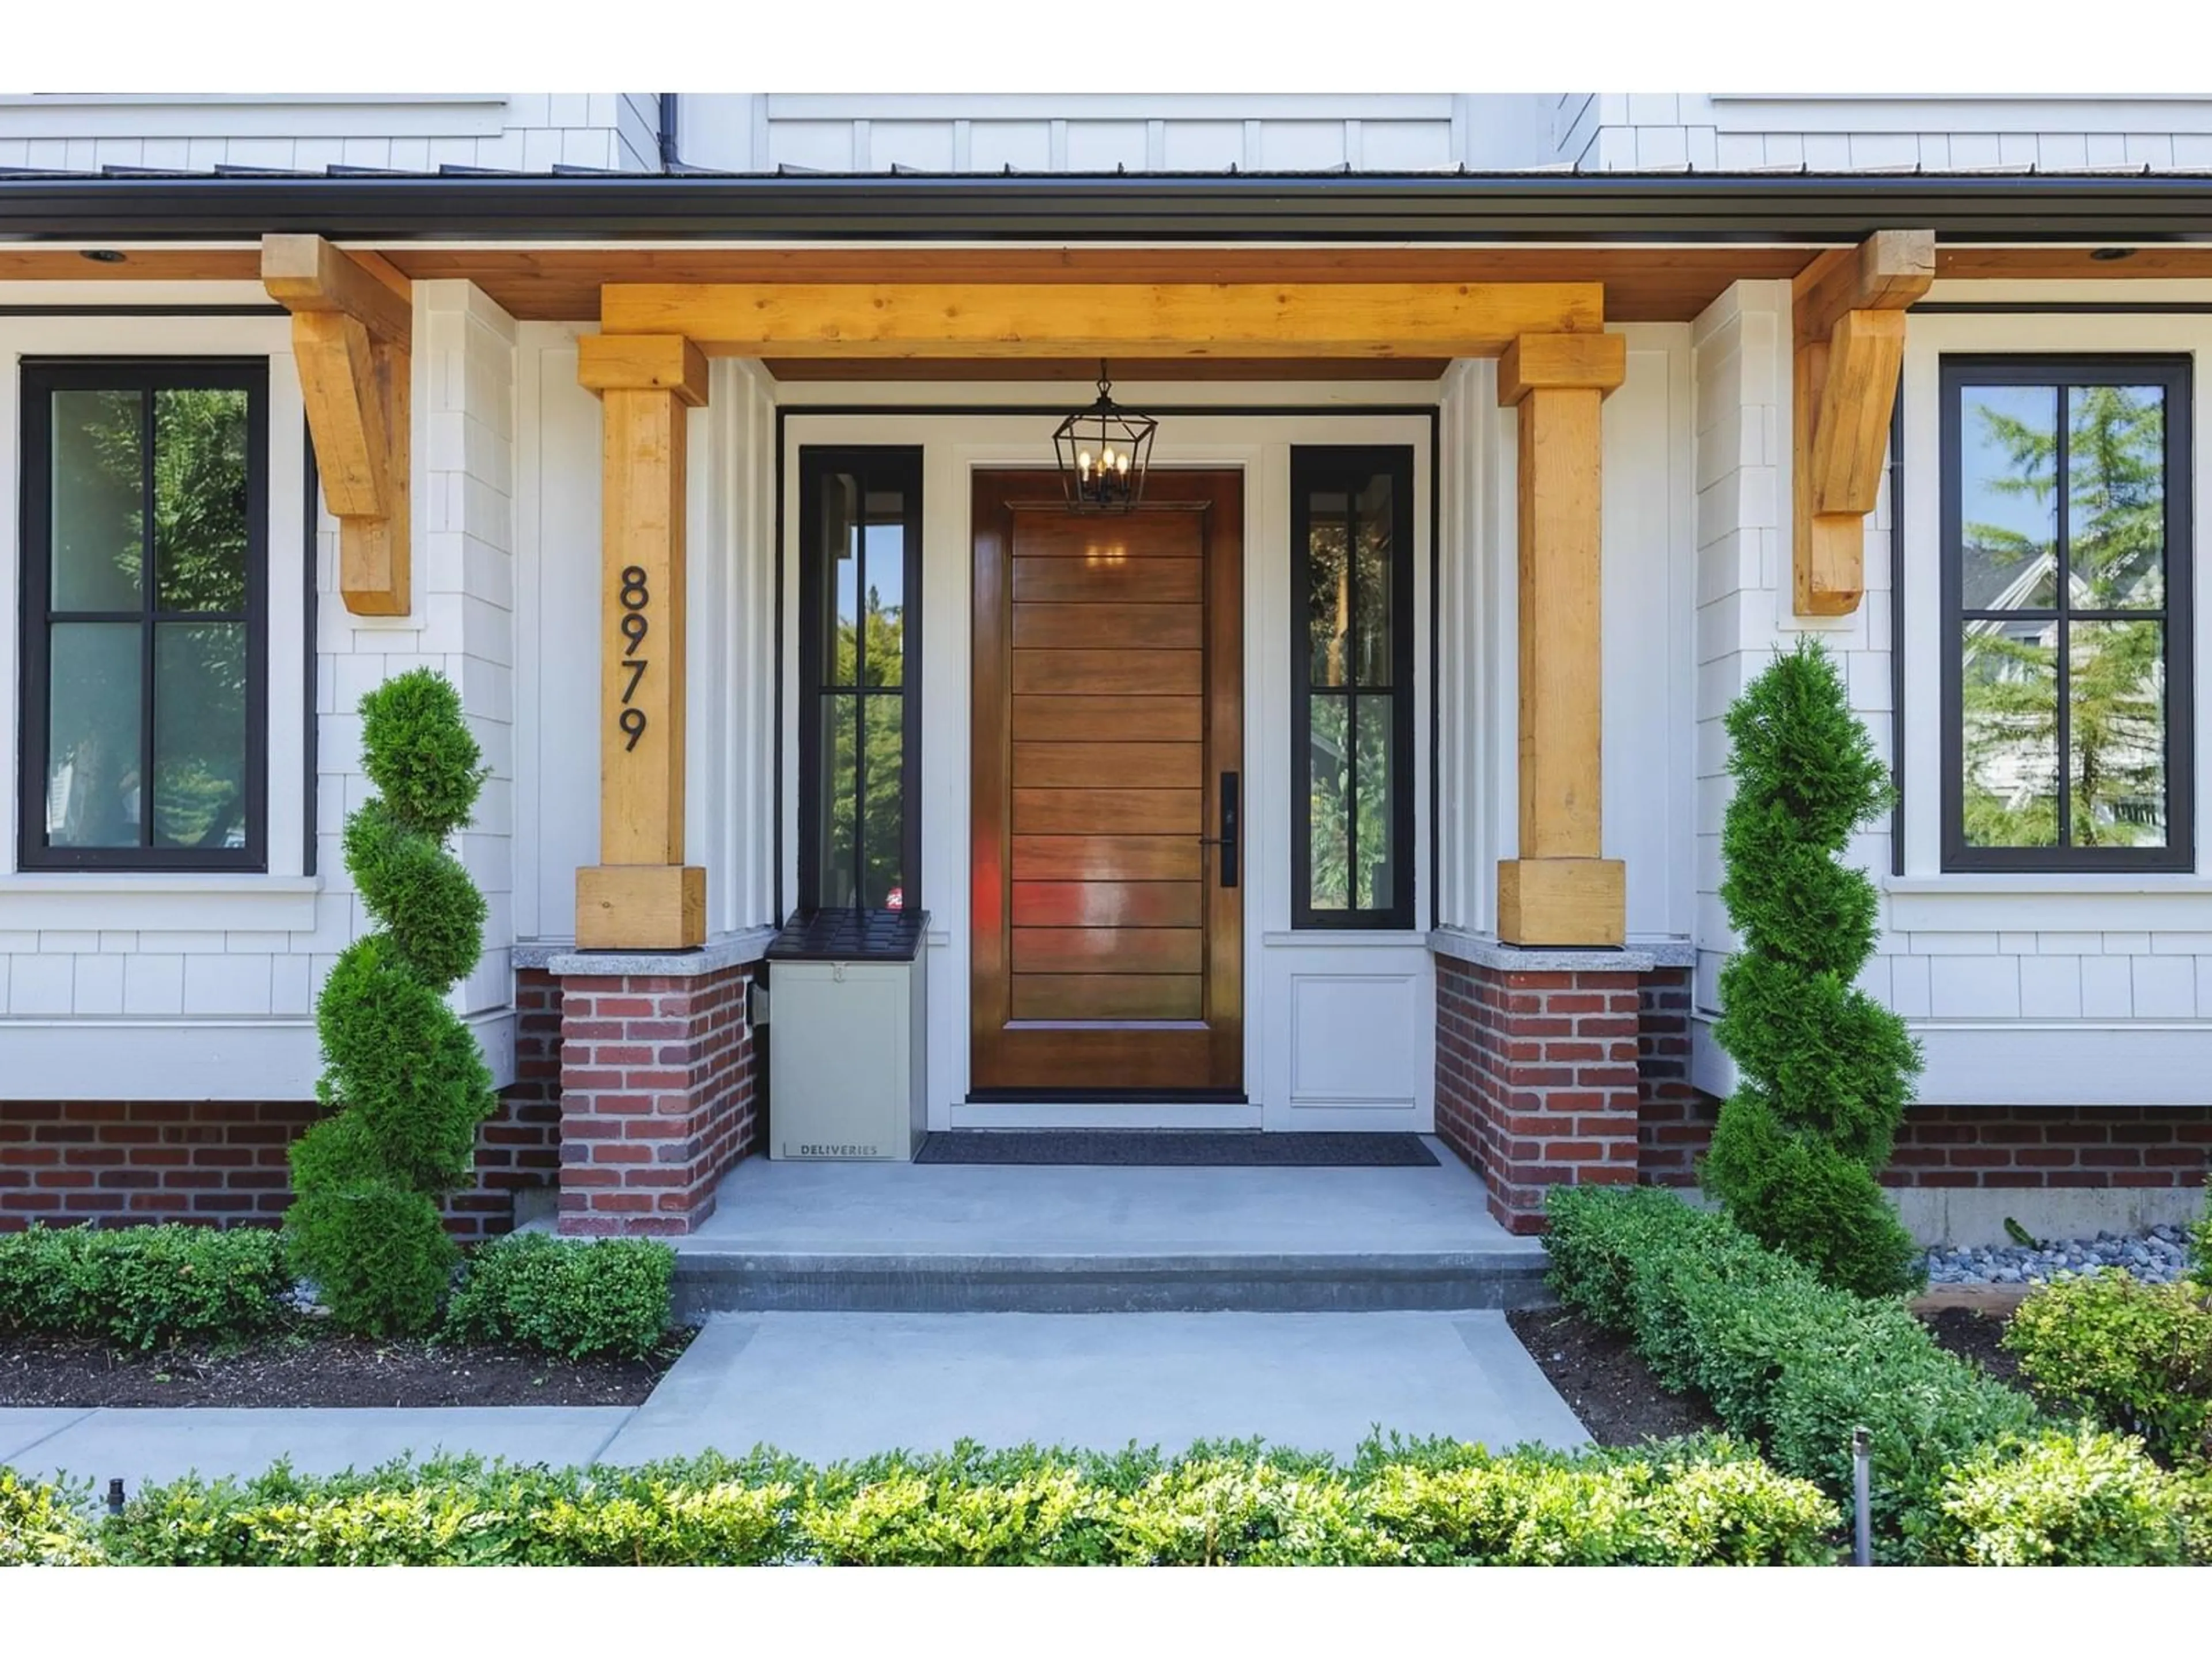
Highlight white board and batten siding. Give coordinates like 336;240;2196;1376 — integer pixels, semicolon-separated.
0;284;523;1099
675;94;1563;174
1690;276;2212;1109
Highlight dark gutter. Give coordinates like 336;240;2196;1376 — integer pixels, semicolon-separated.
3;171;2212;244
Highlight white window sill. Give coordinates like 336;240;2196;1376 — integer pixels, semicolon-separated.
1883;873;2212;934
0;874;323;933
1885;874;2212;896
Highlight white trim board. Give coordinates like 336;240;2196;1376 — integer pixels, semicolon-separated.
1694;1013;2212;1108
3;1009;518;1101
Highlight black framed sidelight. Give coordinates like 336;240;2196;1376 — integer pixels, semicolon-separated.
1291;445;1416;929
797;446;923;912
18;358;269;871
1939;355;2194;873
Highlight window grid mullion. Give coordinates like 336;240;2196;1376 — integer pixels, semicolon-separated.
851;520;868;907
138;383;158;851
2054;383;2073;850
1344;479;1360;907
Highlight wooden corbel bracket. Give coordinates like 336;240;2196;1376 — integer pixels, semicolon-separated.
1791;229;1934;616
263;234;414;616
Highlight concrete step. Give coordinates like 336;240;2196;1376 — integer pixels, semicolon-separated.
661;1143;1551;1317
672;1248;1553;1317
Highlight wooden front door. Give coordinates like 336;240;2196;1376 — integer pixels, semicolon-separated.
970;470;1244;1097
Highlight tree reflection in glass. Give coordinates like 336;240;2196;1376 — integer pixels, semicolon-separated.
1959;380;2168;851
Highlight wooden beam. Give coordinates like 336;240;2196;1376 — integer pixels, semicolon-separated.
263;234;412;616
600;281;1605;359
263;232;412;350
1809;309;1907;517
1790;230;1933;616
1495;336;1624;947
575;340;708;951
1793;229;1934;347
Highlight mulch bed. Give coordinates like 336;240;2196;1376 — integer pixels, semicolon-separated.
0;1325;695;1409
1916;1306;2025;1390
1506;1306;1724;1446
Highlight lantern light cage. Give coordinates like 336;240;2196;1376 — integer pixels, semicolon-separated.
1051;362;1157;513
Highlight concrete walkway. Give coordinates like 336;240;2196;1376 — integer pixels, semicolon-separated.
0;1310;1587;1488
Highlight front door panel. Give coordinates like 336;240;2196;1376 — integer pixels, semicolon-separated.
970;470;1244;1097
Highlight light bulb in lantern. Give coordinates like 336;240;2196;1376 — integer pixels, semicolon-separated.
1078;451;1092;478
1115;449;1128;475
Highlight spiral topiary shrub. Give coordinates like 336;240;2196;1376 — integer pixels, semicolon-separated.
286;669;495;1336
1701;639;1926;1298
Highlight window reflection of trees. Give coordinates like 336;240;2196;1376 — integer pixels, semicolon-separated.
1960;382;2168;851
43;384;251;854
1304;472;1396;913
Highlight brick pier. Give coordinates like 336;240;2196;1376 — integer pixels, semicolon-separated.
546;942;766;1237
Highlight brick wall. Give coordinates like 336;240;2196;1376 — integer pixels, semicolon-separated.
1435;953;1645;1233
0;968;566;1237
1635;967;1705;1184
555;963;760;1237
1641;1090;2212;1194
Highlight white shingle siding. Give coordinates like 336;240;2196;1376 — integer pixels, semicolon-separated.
0;94;659;174
11;93;2212;176
1552;93;2212;172
0;290;521;1095
1688;284;2212;1107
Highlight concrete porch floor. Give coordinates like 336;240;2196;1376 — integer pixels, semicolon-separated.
653;1137;1552;1316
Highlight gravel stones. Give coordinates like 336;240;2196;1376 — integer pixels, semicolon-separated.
1924;1225;2195;1286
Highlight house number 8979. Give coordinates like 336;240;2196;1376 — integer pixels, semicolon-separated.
617;564;649;751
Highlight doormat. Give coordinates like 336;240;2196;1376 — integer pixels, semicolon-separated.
914;1131;1439;1168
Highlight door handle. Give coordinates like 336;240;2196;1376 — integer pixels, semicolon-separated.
1196;770;1238;888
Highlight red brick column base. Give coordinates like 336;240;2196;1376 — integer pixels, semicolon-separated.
553;957;760;1237
1435;946;1648;1234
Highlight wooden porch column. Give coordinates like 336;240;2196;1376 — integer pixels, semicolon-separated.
1496;332;1628;948
574;334;710;950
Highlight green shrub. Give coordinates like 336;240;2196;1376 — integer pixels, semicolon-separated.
1702;639;1925;1298
0;1224;289;1350
1923;1426;2205;1566
1546;1187;2037;1550
288;669;496;1337
0;1470;103;1567
442;1233;676;1361
1351;1438;1837;1566
100;1437;1835;1568
2004;1271;2212;1467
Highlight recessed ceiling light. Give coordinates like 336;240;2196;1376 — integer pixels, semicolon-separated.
2090;247;2138;262
79;248;126;264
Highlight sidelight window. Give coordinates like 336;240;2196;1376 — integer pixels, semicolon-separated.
1292;446;1414;927
798;448;922;911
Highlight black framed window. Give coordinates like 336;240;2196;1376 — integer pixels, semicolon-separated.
797;447;922;911
1293;446;1415;927
1941;355;2192;872
18;360;268;871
